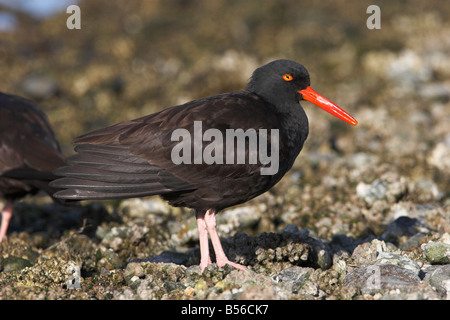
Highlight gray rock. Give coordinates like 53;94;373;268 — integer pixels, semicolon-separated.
124;261;145;282
374;252;422;275
347;152;380;171
423;264;450;297
351;239;391;266
386;202;441;224
356;180;388;205
350;238;422;276
357;173;409;206
419;82;450;100
136;279;156;299
378;283;441;300
2;256;33;272
422;241;450;264
401;232;429;251
414;178;442;201
272;266;318;296
100;226;132;251
223;269;293;300
100;226;132;242
383;49;433;96
20;74;59;99
272;266;313;284
104;248;124;269
428;134;450;173
344;264;420;295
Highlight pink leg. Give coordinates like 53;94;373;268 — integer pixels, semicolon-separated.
196;210;212;271
0;201;13;243
204;209;246;270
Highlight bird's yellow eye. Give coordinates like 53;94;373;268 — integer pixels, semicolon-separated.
283;74;293;81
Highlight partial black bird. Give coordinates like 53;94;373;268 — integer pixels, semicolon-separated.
51;59;357;271
0;92;66;242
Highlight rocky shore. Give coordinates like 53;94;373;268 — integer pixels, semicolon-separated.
0;1;449;300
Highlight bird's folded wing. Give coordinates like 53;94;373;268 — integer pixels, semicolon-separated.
51;144;194;200
52;92;284;201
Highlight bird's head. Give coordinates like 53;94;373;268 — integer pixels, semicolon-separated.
246;59;357;126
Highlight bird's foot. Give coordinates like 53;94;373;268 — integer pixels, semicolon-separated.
200;260;246;273
216;259;246;271
197;209;246;273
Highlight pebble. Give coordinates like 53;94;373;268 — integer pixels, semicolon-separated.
272;266;318;296
20;74;59;99
418;82;450;100
2;256;33;272
119;198;172;217
422;240;450;264
428;134;450;173
350;239;391;266
343;264;420;295
386;49;432;87
356;180;388;205
357;173;409;207
373;252;422;275
223;269;292;300
414;178;442;201
103;249;124;269
423;264;450;297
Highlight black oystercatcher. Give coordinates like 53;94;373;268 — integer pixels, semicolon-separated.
51;59;357;271
0;92;66;242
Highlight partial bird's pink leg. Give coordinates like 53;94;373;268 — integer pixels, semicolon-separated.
0;201;13;243
196;210;212;272
204;209;246;270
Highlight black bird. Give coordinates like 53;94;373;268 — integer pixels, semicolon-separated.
51;59;357;270
0;92;66;242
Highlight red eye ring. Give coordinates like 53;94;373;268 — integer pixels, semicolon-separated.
283;74;293;81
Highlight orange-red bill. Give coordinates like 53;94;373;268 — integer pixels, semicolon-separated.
298;86;358;126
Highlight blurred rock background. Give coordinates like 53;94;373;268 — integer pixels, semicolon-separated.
0;0;449;300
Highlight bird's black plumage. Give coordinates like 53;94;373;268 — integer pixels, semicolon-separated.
0;92;65;200
51;59;356;270
52;61;311;211
0;92;66;241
